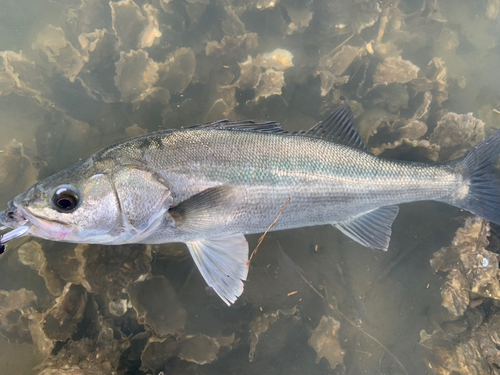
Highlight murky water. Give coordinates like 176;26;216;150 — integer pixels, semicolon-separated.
1;0;500;374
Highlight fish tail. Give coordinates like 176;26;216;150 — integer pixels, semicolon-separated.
449;130;500;224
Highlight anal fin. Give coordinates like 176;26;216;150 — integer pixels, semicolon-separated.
186;233;249;305
333;205;399;251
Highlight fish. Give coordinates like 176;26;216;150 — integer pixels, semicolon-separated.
1;105;500;305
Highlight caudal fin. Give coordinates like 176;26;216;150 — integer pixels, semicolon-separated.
451;130;500;224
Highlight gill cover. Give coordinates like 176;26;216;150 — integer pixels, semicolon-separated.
112;167;173;241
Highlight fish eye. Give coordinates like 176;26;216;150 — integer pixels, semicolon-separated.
52;186;79;212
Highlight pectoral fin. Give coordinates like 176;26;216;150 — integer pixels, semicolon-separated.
169;185;241;231
186;233;249;305
333;205;399;251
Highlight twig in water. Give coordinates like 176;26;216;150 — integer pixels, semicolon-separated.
291;258;408;375
246;199;407;375
327;33;355;57
247;197;290;266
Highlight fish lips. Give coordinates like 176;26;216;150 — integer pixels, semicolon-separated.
0;201;33;244
0;200;30;229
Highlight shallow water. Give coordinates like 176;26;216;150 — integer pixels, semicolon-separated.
1;0;500;374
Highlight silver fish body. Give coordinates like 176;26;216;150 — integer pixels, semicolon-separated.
105;126;461;243
1;106;499;305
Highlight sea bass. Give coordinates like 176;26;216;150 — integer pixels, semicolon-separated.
1;106;500;305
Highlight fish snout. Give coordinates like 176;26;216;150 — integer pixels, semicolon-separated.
0;202;32;245
0;201;29;228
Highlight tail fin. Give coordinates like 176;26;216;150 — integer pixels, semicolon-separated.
451;130;500;224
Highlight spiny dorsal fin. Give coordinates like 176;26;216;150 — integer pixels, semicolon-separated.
184;105;365;147
306;105;366;150
186;119;287;134
333;205;399;250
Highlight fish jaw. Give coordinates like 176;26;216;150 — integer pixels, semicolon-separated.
0;201;33;244
0;200;30;229
0;199;75;243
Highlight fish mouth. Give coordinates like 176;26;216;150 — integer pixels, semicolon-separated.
0;201;32;245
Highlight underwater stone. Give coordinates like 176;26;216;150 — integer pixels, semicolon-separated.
108;298;128;317
251;0;280;10
430;112;485;162
364;83;409;113
0;140;40;214
77;29;121;103
319;45;362;78
248;306;299;361
355;108;397;145
308;315;345;370
254;48;294;71
42;283;87;341
67;0;111;35
254;69;285;102
373;56;419;85
0;288;37;344
17;241;45;272
284;1;313;35
487;0;500;19
73;243;152;302
431;218;500;315
420;309;500;375
128;275;186;338
371;138;440;162
32;25;85;83
0;51;53;107
125;124;148;138
140;336;178;373
177;334;221;365
205;33;258;58
349;0;381;34
222;6;246;36
110;0;147;52
441;269;470;317
235;56;262;90
140;4;162;49
114;49;159;102
157;47;196;95
415;57;448;106
36;314;129;375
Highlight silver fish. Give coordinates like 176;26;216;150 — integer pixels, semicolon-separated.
1;106;500;305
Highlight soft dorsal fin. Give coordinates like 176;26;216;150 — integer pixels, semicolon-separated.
306;105;366;150
186;119;287;134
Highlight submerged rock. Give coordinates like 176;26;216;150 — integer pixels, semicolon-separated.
0;288;37;344
32;25;85;83
429;112;485;161
157;47;196;95
424;219;500;373
140;333;236;372
128;275;186;338
36;313;129;375
110;0;147;52
431;218;500;313
248;306;299;361
114;50;159;102
373;56;419;85
42;283;87;341
309;315;345;370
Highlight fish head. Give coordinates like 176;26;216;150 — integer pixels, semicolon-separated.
0;159;124;244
